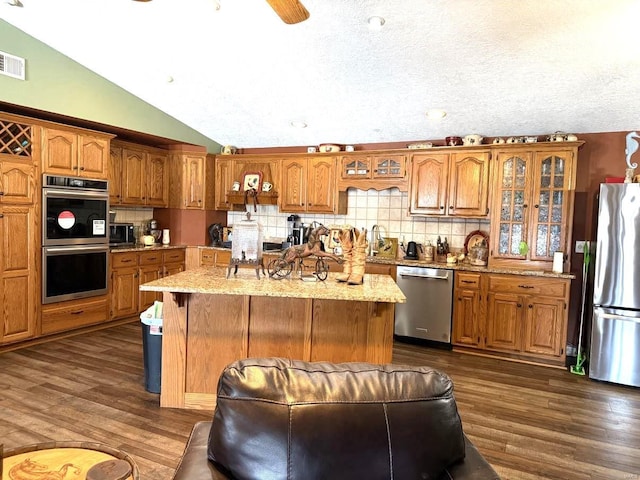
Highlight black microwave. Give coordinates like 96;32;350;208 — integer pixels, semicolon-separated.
109;223;135;246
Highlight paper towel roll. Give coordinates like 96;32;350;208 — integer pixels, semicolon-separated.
552;251;564;273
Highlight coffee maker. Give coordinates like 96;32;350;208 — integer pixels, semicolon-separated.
287;215;302;245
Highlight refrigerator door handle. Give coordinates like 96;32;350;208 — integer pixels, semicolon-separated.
597;311;640;324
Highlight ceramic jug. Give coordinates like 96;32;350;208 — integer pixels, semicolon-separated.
462;134;483;146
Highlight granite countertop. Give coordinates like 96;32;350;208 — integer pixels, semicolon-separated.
198;246;575;279
139;266;406;303
110;244;187;253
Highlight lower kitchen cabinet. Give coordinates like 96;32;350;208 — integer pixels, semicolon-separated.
452;272;482;348
41;296;109;335
452;272;570;366
110;248;185;320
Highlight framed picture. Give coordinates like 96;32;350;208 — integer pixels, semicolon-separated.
376;237;398;258
242;171;263;192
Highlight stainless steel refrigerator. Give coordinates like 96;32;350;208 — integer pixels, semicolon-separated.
590;183;640;387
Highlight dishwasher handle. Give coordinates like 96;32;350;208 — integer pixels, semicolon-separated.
399;273;450;280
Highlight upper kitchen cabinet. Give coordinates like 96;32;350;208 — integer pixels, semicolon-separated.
169;147;215;210
409;149;490;217
42;126;113;179
214;156;236;210
280;156;347;214
1;117;38;205
338;153;408;191
111;141;169;207
489;144;579;270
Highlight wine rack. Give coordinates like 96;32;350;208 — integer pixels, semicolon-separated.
0;119;32;158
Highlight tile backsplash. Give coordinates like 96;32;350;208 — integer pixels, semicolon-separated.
228;188;490;252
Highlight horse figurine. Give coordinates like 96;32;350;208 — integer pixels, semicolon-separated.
281;223;341;264
268;223;342;280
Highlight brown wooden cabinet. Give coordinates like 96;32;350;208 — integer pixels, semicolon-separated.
452;271;570;366
214;158;235;210
452;272;482;348
0;119;38;345
409;150;490;217
114;143;169;207
488;146;578;270
0;204;39;344
200;248;231;267
42;127;111;179
110;248;185;320
338;153;408;191
280;156;346;214
169;151;215;210
41;296;109;335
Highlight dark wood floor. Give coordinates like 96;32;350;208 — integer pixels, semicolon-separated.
1;323;638;479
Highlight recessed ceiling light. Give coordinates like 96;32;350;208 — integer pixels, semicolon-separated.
368;16;385;29
290;121;307;128
426;109;447;119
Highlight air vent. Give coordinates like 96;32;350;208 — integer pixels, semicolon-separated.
0;50;26;80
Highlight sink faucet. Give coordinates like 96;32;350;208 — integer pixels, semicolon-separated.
370;225;380;256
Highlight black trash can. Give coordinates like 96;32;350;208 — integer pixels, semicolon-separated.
141;316;162;394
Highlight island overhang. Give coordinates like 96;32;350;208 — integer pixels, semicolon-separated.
140;267;405;409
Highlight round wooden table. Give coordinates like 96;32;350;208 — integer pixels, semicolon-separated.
2;441;140;480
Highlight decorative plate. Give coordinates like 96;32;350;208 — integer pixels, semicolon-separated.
464;230;489;255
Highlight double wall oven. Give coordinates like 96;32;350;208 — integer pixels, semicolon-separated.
42;174;110;304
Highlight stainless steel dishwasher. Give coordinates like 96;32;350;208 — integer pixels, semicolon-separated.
394;266;454;344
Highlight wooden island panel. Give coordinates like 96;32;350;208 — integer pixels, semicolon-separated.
144;268;405;410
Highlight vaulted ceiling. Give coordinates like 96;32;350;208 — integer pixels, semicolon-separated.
2;0;640;148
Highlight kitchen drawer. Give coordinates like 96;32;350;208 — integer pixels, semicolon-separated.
111;252;138;268
163;249;185;264
456;272;481;289
139;250;163;266
200;248;216;266
487;274;569;298
41;296;109;335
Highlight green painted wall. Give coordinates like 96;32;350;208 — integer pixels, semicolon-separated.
0;20;220;152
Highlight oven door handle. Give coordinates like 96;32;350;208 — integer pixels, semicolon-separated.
43;188;110;200
45;245;110;253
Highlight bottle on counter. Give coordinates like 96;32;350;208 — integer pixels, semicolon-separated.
424;240;434;262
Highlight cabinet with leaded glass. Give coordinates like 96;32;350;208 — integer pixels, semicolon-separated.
489;146;578;270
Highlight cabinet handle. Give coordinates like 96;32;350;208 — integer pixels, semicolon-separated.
121;259;133;263
440;206;445;210
449;206;453;209
523;204;528;208
461;280;475;284
0;214;3;218
80;166;85;171
528;304;533;309
71;310;84;315
0;191;4;195
517;303;522;308
518;284;534;289
534;204;539;208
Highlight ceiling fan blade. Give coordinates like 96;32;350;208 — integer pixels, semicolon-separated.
265;0;310;24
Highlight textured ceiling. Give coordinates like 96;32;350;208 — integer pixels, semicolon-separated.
2;0;640;148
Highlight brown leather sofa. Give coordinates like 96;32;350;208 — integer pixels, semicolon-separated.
172;358;500;480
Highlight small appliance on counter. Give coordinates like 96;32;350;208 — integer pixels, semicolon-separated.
109;223;135;247
403;241;421;260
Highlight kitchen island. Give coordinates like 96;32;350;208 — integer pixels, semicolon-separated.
140;267;405;409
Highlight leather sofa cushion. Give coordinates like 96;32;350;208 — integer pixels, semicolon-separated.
208;358;466;480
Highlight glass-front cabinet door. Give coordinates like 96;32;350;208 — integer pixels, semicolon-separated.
529;151;572;261
490;148;576;268
372;154;406;179
491;152;532;260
